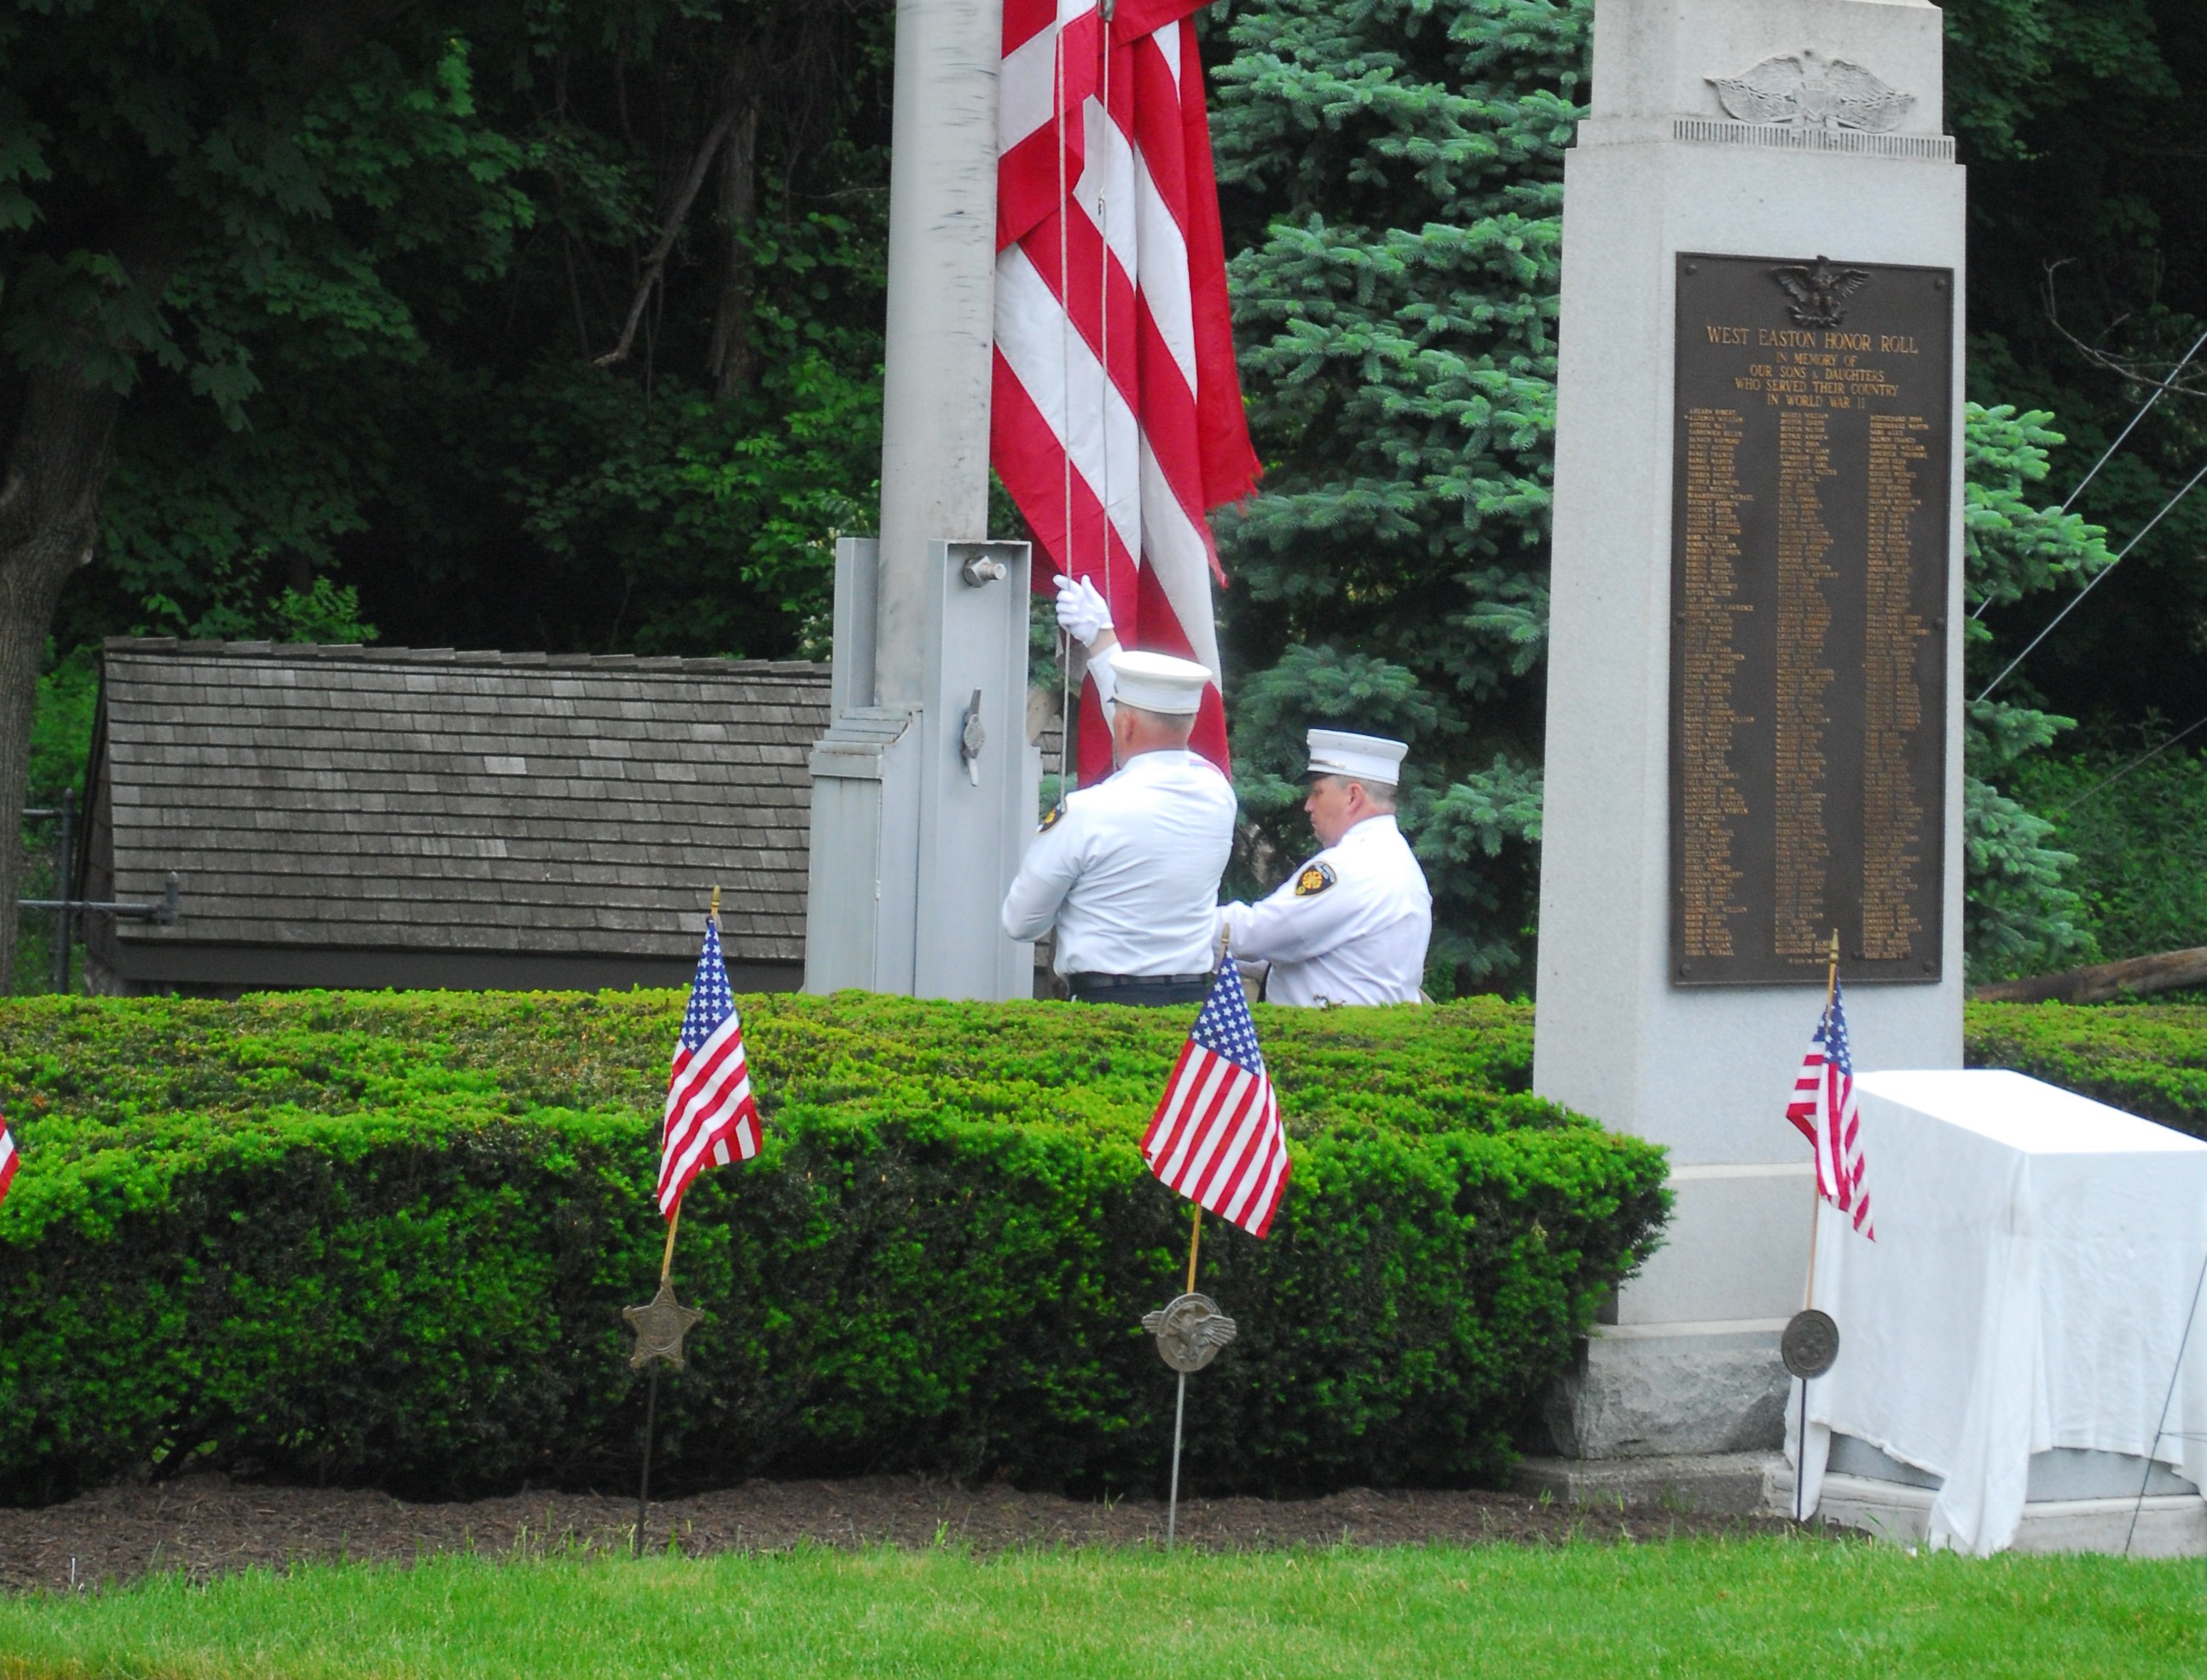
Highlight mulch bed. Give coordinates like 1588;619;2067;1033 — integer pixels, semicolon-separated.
0;1474;1808;1592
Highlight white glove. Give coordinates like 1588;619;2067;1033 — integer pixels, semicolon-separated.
1053;573;1113;648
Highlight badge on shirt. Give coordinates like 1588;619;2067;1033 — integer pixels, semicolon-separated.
1039;799;1066;833
1294;861;1336;896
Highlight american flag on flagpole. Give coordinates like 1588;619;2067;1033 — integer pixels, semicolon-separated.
1142;965;1290;1238
0;1113;16;1208
657;918;762;1218
1786;980;1874;1240
993;0;1261;783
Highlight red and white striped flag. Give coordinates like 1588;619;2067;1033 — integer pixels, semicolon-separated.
993;0;1261;782
1142;965;1289;1237
0;1114;16;1208
657;917;762;1217
1786;980;1874;1239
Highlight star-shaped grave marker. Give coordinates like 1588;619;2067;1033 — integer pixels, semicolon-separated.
623;1281;705;1369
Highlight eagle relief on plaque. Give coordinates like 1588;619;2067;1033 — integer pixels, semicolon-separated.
1668;251;1954;988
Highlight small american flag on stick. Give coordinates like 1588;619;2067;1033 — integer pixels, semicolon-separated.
1787;977;1874;1240
1142;965;1289;1238
0;1113;16;1208
657;913;762;1218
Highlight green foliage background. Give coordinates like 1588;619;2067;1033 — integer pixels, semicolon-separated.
1966;1001;2207;1138
33;2;896;666
1960;404;2115;981
10;0;2199;987
0;991;1665;1507
1206;0;1578;994
2007;747;2207;965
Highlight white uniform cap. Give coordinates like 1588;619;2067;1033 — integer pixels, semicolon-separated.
1109;650;1213;716
1306;728;1408;786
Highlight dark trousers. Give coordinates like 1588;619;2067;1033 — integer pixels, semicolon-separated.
1065;971;1213;1007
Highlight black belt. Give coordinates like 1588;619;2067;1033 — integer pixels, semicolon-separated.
1067;971;1214;1007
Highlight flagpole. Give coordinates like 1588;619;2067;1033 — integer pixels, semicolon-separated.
657;886;719;1290
1806;929;1839;1310
1052;14;1077;801
639;884;721;1558
1796;930;1839;1525
1166;936;1217;1544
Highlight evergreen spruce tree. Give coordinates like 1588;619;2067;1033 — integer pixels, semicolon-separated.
1204;3;2110;991
1208;0;1584;994
1961;403;2114;979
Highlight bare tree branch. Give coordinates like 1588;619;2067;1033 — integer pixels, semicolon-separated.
2043;260;2207;399
594;98;746;368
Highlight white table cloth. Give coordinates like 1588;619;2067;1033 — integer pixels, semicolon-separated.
1789;1069;2207;1555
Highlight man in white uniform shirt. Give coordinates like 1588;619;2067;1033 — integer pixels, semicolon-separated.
1000;577;1236;1005
1217;729;1432;1006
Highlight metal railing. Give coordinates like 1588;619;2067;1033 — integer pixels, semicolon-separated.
15;790;182;992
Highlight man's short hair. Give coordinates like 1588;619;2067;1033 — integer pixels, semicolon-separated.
1116;702;1197;739
1314;770;1397;810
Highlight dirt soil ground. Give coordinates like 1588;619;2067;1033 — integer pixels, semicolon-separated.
0;1474;1810;1591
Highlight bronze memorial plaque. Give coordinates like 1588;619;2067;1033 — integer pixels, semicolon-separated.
1670;252;1952;987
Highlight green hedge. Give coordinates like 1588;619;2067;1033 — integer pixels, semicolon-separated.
0;992;1660;1506
1965;1002;2207;1140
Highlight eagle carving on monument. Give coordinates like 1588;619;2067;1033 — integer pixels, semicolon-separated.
1770;258;1872;329
1707;48;1914;133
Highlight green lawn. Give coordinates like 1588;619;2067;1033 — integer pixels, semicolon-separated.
0;1539;2198;1679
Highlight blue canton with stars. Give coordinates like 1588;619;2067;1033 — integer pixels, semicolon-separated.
1189;965;1266;1075
1817;979;1854;1078
681;921;736;1051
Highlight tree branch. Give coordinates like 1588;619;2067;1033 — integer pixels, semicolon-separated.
594;99;747;369
2042;261;2207;399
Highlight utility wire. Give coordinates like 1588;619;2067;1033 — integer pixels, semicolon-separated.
2062;323;2207;514
1975;454;2207;704
2048;710;2207;816
1969;322;2207;622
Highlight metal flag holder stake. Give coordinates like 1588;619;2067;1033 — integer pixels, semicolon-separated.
623;1203;704;1558
1784;930;1845;1524
1143;1204;1238;1549
621;889;718;1558
1782;1306;1840;1521
2123;1244;2207;1558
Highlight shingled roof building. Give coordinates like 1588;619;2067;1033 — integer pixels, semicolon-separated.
83;640;830;997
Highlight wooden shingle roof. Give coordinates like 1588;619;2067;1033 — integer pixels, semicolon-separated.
90;639;829;991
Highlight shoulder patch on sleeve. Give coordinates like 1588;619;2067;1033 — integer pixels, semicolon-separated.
1039;799;1067;833
1294;860;1337;897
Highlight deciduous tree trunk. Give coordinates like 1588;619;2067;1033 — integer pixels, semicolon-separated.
706;100;759;402
0;363;122;991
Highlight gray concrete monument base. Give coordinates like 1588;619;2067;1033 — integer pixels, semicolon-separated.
1515;1451;1783;1516
1543;1325;1791;1462
1763;1439;2207;1555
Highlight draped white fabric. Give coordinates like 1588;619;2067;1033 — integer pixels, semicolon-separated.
1789;1069;2207;1555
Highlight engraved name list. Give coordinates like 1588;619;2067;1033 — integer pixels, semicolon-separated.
1669;252;1952;986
